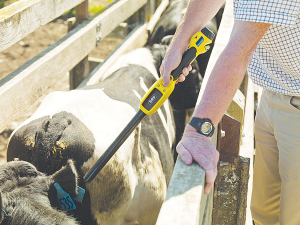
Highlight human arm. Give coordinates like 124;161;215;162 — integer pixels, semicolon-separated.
176;20;272;195
160;0;226;86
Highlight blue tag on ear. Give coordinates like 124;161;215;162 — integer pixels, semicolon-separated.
73;186;85;203
54;183;76;211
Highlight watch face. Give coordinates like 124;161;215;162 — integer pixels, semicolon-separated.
200;122;213;134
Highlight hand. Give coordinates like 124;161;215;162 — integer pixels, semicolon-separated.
160;48;192;87
176;125;219;195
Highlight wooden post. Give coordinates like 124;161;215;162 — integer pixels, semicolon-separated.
75;0;89;24
69;0;89;90
212;114;250;225
147;0;156;21
217;114;241;155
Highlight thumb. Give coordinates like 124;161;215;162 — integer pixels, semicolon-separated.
176;143;193;165
160;63;171;87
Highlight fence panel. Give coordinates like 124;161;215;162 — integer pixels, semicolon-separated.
0;0;85;51
0;0;147;133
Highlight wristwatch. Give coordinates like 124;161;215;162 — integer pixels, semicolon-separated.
188;117;215;137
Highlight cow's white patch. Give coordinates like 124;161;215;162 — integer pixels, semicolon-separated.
139;77;149;93
157;108;172;147
101;48;159;81
162;101;175;148
132;90;142;100
13;89;136;151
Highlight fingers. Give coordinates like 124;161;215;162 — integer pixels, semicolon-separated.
177;74;186;83
160;63;193;86
177;65;193;83
178;141;218;195
204;169;218;195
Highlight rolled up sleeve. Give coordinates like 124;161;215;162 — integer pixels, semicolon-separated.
234;0;300;26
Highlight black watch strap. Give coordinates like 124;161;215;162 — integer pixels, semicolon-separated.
189;117;215;137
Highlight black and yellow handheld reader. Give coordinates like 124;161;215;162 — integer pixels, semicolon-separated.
84;27;215;183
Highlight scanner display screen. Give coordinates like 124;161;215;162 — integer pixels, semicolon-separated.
196;36;204;47
142;88;163;111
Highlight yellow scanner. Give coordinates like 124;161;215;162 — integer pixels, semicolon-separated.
140;27;215;115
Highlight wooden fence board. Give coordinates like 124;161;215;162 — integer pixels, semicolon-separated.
156;129;217;225
147;0;169;34
69;0;90;90
0;0;147;133
156;157;208;225
79;23;148;87
0;0;85;51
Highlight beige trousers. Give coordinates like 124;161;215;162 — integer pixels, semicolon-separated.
251;89;300;225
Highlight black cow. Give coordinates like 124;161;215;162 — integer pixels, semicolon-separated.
0;159;89;225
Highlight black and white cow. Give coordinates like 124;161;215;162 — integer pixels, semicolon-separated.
0;159;87;225
7;43;176;225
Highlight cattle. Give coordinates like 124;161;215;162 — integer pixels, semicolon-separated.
7;42;176;225
0;159;84;225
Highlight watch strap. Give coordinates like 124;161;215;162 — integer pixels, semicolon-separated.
189;117;214;137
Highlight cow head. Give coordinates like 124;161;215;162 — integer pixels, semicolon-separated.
0;160;83;225
7;111;95;175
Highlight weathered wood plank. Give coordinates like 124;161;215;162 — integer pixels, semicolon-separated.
69;0;90;90
213;114;250;225
217;114;241;155
0;0;147;133
156;130;217;225
156;157;206;225
147;0;169;34
226;90;245;126
0;0;85;52
79;23;148;87
75;0;89;24
226;89;245;147
156;159;212;225
213;153;250;225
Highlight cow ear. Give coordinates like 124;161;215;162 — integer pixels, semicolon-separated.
52;159;78;197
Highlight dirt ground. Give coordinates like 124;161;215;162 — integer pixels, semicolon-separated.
0;7;124;163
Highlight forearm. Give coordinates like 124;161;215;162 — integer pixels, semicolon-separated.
192;20;272;126
169;0;226;53
192;46;251;126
